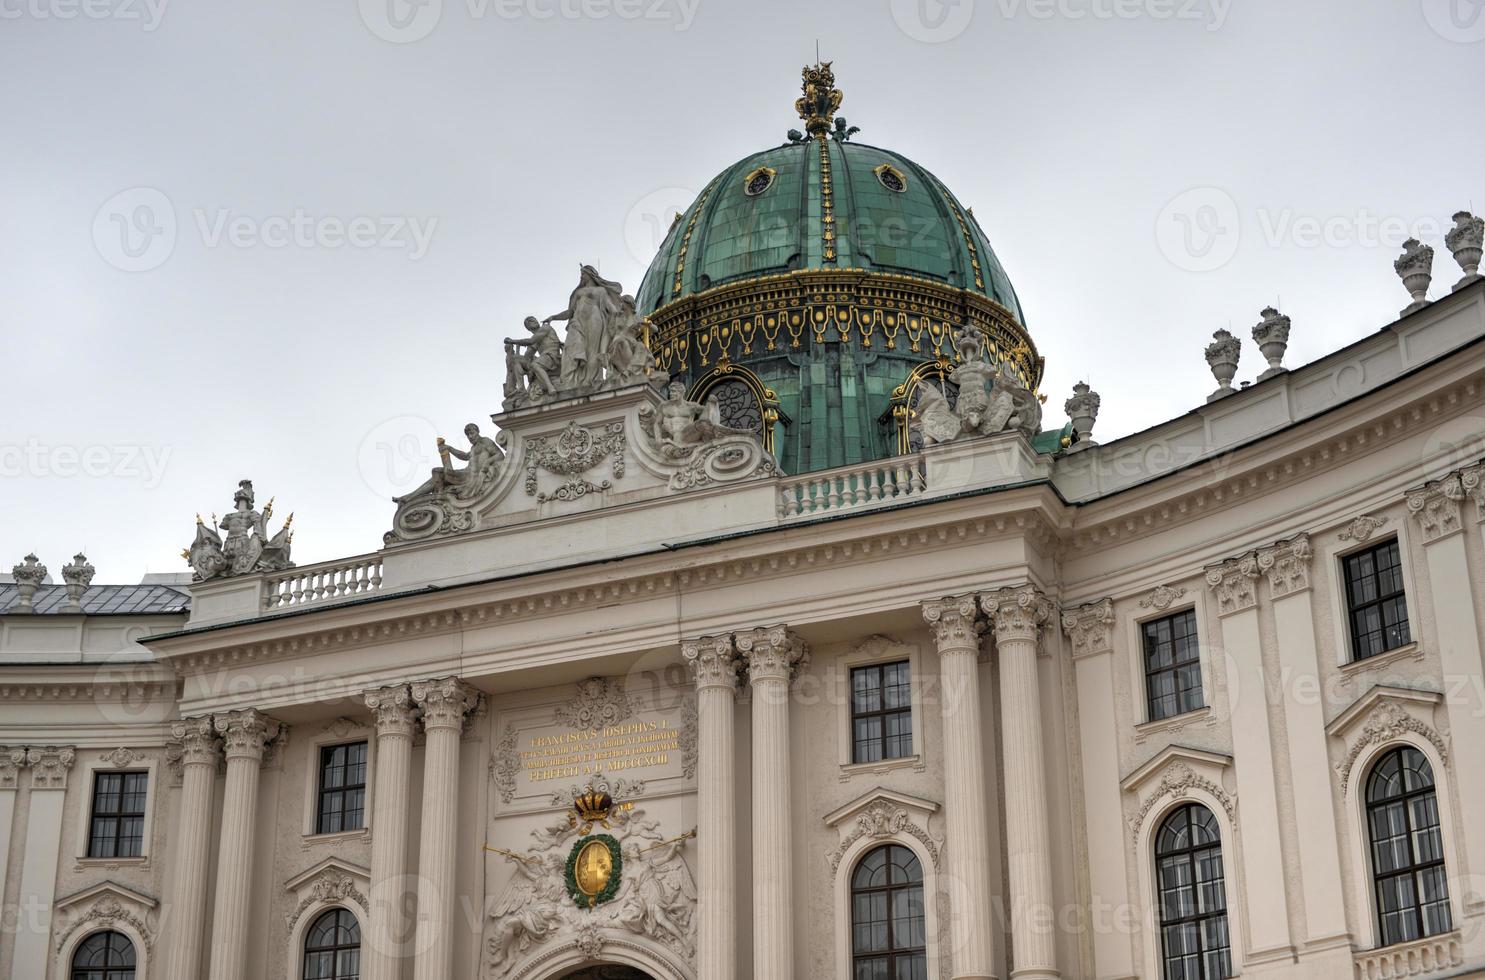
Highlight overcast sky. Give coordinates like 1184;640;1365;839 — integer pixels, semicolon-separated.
2;0;1482;583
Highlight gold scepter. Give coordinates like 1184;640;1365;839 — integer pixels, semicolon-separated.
482;844;537;866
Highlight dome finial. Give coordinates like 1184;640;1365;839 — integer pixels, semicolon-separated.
795;61;843;139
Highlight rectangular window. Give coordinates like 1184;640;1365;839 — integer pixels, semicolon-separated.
1143;610;1204;723
851;661;913;764
1344;539;1412;661
88;771;148;858
315;741;368;835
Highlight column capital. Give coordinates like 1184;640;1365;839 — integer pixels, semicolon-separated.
682;634;742;692
171;715;222;768
1256;533;1313;600
920;594;982;653
1061;598;1115;659
736;626;809;684
365;685;418;739
981;585;1053;646
1204;552;1260;617
25;745;75;790
0;746;26;790
1462;461;1485;520
410;677;479;732
1407;472;1467;543
213;709;281;763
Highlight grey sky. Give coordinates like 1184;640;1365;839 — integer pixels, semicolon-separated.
2;0;1482;583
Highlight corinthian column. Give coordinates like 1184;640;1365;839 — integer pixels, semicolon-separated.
981;586;1058;980
738;626;809;980
161;718;220;980
921;595;997;980
682;634;742;980
411;677;479;980
208;709;281;980
363;685;418;980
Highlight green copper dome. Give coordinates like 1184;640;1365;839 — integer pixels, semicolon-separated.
636;140;1025;322
637;65;1052;476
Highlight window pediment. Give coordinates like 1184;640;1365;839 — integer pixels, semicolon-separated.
53;881;158;957
1121;746;1235;840
824;788;941;878
1325;685;1447;792
284;857;370;932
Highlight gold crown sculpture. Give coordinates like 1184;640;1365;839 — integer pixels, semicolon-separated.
573;789;614;830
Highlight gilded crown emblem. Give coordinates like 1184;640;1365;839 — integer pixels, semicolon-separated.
572;788;615;833
795;61;843;138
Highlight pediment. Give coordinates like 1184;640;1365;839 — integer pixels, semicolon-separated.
1325;684;1442;739
824;787;940;829
284;855;370;892
1120;744;1231;795
1325;685;1448;792
284;856;370;931
53;881;159;956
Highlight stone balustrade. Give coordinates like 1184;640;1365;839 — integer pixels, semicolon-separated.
264;554;384;610
1352;933;1463;979
777;456;927;518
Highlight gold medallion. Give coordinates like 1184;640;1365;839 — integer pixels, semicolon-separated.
573;838;614;904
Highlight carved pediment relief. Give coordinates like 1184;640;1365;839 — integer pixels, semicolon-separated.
284;857;370;931
387;385;779;545
1121;746;1235;840
53;882;158;955
823;788;942;878
1325;686;1448;792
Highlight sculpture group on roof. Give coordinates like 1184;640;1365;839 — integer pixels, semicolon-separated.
912;325;1045;449
184;480;294;582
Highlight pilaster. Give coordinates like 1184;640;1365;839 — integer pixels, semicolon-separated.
12;746;74;979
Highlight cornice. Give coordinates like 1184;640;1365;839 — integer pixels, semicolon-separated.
1067;367;1484;554
151;502;1061;675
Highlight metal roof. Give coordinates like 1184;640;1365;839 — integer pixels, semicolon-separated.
0;584;191;616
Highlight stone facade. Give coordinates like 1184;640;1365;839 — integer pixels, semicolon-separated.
6;251;1485;978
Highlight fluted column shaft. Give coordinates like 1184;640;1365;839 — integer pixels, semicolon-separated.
740;627;808;980
162;718;221;980
411;678;478;980
983;587;1058;980
684;635;742;980
922;596;997;980
364;686;418;980
208;709;280;980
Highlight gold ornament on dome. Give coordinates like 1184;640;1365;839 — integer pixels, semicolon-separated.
796;61;843;138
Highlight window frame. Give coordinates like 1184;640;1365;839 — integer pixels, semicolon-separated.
1141;608;1206;723
301;906;361;980
849;660;914;765
849;844;928;980
314;741;369;836
73;753;158;864
836;637;924;776
1341;538;1413;663
1153;803;1233;980
1324;524;1421;671
69;928;137;980
300;723;376;840
1365;745;1453;948
86;770;149;859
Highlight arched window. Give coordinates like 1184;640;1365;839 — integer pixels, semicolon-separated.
1155;804;1232;980
851;843;926;980
303;908;361;980
71;930;136;980
1367;746;1452;946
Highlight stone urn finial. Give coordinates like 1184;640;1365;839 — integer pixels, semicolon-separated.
61;553;95;614
1063;381;1101;452
1205;329;1241;402
10;554;48;614
1251;307;1291;381
1394;238;1434;315
1446;211;1484;291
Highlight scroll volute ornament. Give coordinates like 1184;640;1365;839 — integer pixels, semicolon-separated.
980;585;1053;646
682;634;741;691
920;594;983;652
214;709;281;761
170;716;221;767
364;685;417;739
735;626;809;682
410;678;479;731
